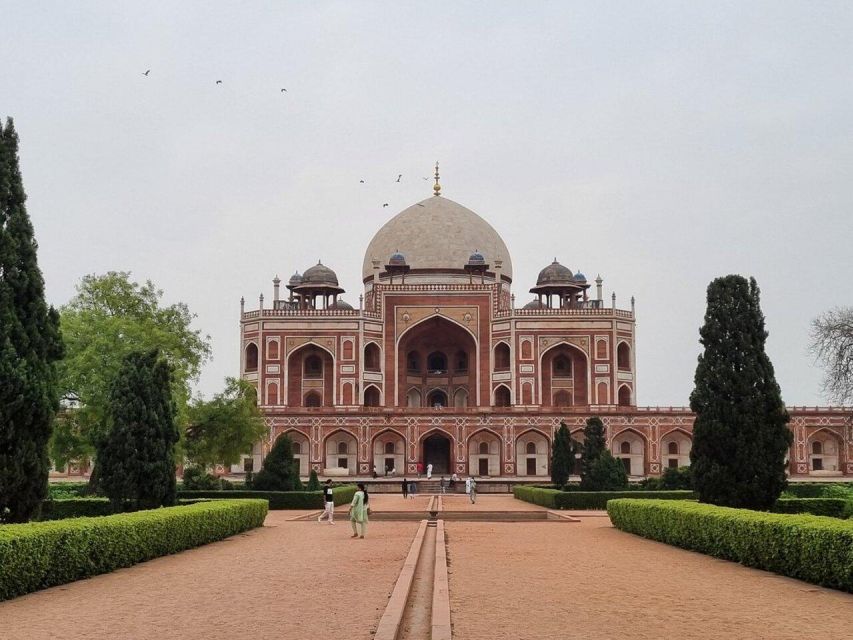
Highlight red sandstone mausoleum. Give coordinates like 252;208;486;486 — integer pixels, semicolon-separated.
237;168;851;480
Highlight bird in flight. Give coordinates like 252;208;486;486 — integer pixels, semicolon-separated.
216;80;223;84
382;203;389;207
359;180;365;184
281;88;287;93
422;177;429;180
396;174;402;182
143;69;150;76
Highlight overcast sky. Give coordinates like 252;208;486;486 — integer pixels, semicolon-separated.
2;1;851;406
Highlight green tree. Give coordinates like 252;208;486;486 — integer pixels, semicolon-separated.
690;275;791;510
579;416;606;489
252;435;302;491
185;378;266;468
97;349;179;510
55;272;210;478
550;422;574;487
0;118;64;523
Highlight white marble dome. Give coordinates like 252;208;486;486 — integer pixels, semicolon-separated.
362;196;513;281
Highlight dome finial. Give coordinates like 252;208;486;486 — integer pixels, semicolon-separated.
433;161;441;196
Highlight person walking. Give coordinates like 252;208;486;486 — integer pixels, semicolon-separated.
469;476;477;504
417;461;423;478
317;479;335;524
409;479;417;499
465;476;472;497
401;477;409;499
426;463;433;480
439;476;447;494
350;482;369;539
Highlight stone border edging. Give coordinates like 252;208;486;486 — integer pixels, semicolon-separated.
374;519;429;640
431;519;452;640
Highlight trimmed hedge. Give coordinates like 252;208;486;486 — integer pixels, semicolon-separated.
607;499;853;592
178;485;357;509
0;499;268;601
513;486;695;510
784;483;853;499
39;498;115;520
773;498;853;519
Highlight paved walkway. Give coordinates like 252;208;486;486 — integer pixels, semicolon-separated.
3;497;852;639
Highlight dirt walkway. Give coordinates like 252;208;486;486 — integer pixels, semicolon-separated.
446;518;853;640
1;513;418;640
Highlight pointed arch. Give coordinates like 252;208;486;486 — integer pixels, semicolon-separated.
493;384;512;407
371;428;406;475
611;427;646;476
494;341;511;371
539;341;589;407
467;427;501;476
244;342;259;372
363;384;382;407
280;429;310;476
364;341;381;372
617;384;633;406
617;341;631;370
323;428;358;475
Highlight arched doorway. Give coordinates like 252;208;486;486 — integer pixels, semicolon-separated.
426;389;448;408
468;430;500;476
423;432;452;474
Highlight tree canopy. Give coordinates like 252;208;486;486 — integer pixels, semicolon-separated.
0;118;64;523
579;416;627;491
550;422;574;487
185;378;266;468
55;271;211;465
690;275;791;509
810;306;853;404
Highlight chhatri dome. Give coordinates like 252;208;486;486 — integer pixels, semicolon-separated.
362;165;513;282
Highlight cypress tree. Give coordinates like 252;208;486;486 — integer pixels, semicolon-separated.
550;422;573;487
252;435;300;491
0;118;64;523
690;275;791;510
98;349;178;511
579;416;606;489
306;469;321;491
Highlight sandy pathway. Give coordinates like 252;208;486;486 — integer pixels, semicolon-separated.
446;518;853;640
1;512;419;640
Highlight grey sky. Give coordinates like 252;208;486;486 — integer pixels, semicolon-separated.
2;1;851;406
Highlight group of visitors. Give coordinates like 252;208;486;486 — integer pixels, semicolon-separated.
318;479;369;539
316;465;481;538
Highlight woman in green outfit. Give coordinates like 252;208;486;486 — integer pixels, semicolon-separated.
350;482;369;539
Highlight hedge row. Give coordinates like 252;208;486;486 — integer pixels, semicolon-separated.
0;500;268;601
177;485;357;509
38;498;216;520
607;499;853;592
772;498;853;519
513;486;695;510
784;483;853;499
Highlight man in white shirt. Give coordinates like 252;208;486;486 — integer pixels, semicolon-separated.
317;479;335;524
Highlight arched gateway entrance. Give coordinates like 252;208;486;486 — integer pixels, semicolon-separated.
422;433;452;474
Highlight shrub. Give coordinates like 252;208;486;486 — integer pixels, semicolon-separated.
0;499;268;601
306;470;321;491
773;498;853;519
579;416;606;489
38;498;115;520
582;451;628;491
251;436;301;491
660;466;692;490
178;485;357;510
182;466;221;490
784;483;853;500
514;486;694;510
47;482;91;499
607;499;853;592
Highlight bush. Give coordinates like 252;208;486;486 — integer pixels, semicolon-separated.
306;470;321;491
38;498;115;520
607;499;853;592
772;498;853;519
251;436;301;491
582;451;628;491
784;483;853;500
660;466;693;490
178;485;357;510
0;500;268;601
182;466;234;491
47;483;91;499
514;486;694;510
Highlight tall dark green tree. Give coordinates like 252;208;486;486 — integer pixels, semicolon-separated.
690;275;791;509
0;118;64;523
98;349;179;510
252;435;302;491
550;422;574;487
579;416;627;490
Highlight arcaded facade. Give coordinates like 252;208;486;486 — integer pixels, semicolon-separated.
239;172;852;479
